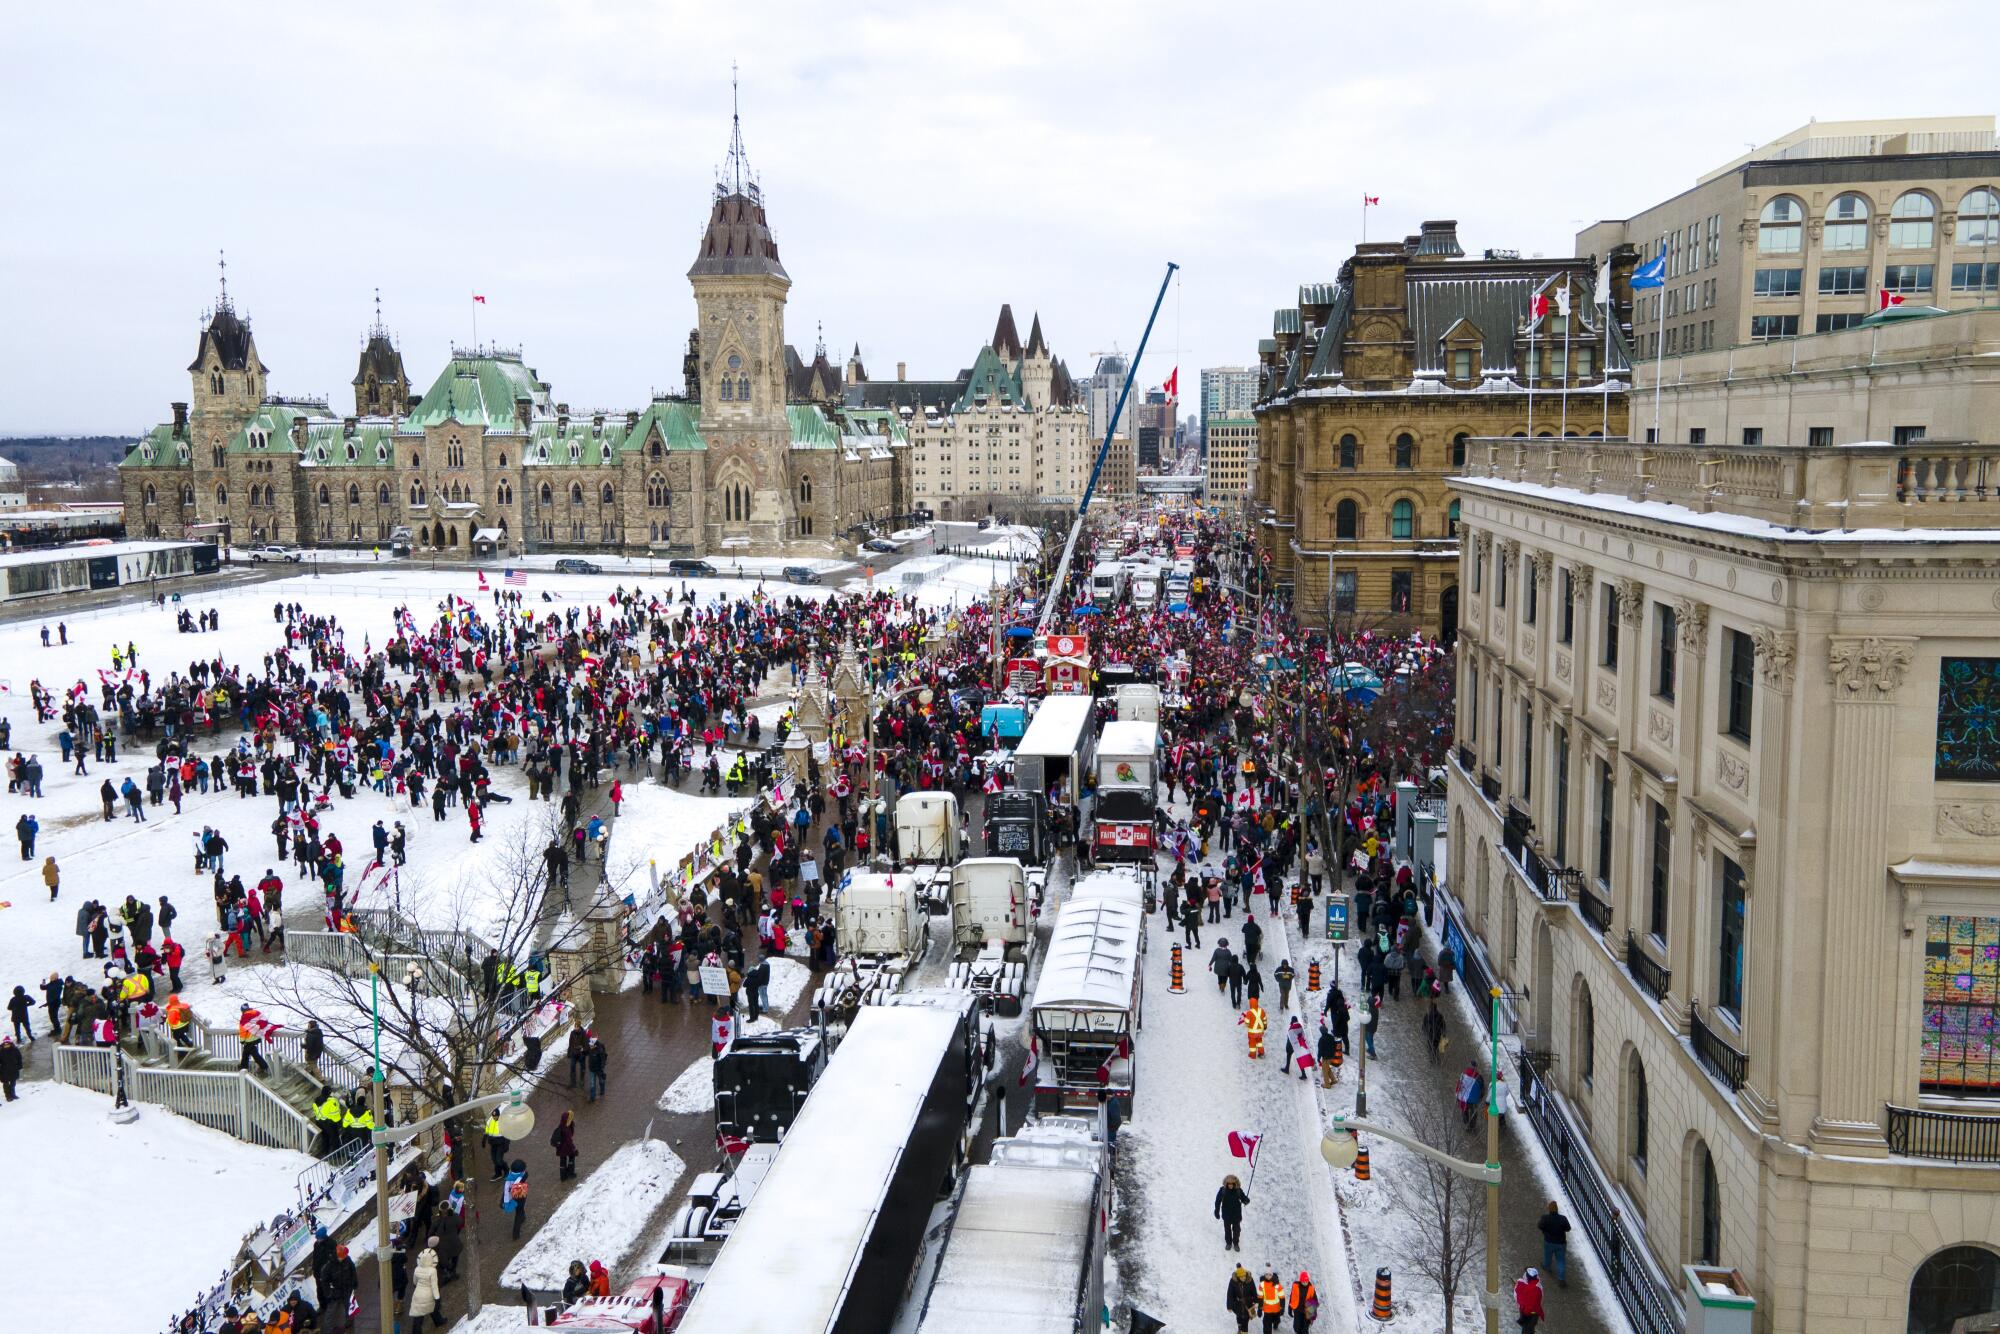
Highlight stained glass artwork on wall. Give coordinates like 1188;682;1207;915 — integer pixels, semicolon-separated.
1936;657;2000;781
1922;914;2000;1093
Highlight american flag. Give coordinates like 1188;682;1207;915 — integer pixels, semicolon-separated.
504;569;527;586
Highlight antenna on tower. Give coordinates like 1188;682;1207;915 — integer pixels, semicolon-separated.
217;249;231;312
371;287;387;339
725;62;748;197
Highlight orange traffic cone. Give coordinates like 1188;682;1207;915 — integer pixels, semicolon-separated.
1370;1268;1392;1321
1308;960;1322;993
1169;944;1186;994
1354;1145;1370;1181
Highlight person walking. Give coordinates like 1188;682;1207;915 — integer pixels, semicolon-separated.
1214;1173;1251;1251
406;1242;444;1331
0;1036;21;1101
586;1033;608;1102
1421;1000;1448;1065
1225;1263;1257;1334
566;1026;589;1088
549;1108;579;1181
505;1161;531;1240
1537;1202;1572;1288
1316;1023;1341;1087
6;989;32;1044
1514;1267;1546;1330
1209;939;1234;996
236;1005;271;1074
42;856;59;902
16;811;37;861
1273;958;1295;1010
1287;1269;1318;1331
1257;1268;1285;1334
1457;1063;1486;1131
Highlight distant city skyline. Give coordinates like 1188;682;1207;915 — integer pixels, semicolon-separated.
2;2;1994;433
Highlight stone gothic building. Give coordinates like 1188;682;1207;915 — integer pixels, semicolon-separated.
121;126;900;557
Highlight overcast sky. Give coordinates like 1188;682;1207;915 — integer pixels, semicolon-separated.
3;0;1994;436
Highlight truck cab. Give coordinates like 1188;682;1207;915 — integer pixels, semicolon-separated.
983;788;1047;865
895;791;963;865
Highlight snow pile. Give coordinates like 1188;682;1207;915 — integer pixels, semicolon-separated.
498;1138;686;1291
602;782;751;905
0;1084;311;1331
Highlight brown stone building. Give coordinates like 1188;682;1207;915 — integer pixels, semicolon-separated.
1251;220;1636;639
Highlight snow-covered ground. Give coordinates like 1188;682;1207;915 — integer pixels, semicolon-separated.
655;958;813;1114
498;1137;687;1291
0;1084;311;1330
602;783;751;908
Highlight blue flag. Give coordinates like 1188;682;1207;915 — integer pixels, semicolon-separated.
1630;253;1667;290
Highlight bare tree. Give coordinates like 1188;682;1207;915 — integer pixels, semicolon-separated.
1389;1098;1487;1333
255;802;633;1315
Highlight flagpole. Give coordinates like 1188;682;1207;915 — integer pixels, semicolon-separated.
1601;272;1613;439
1652;278;1667;442
1527;310;1536;437
1360;195;1367;244
472;295;479;353
1560;279;1572;437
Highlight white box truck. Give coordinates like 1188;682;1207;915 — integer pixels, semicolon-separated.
896;791;963;865
813;869;929;1017
945;857;1037;1015
1115;683;1162;724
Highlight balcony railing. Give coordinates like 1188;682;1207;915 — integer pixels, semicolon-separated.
1457;744;1477;774
1688;1000;1748;1093
1625;930;1672;1005
1480;771;1502;804
1886;1103;2000;1164
1580;885;1614;936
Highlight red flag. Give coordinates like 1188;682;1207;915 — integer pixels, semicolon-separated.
1019;1036;1039;1087
1363;195;1380;206
1228;1130;1262;1165
1530;293;1550;320
473;294;487;304
1879;289;1905;310
1161;367;1179;399
477;571;489;591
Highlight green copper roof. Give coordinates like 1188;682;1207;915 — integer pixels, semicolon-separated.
787;403;841;450
837;407;907;444
952;344;1024;413
626;399;705;453
403;352;552;433
227;399;340;455
122;423;195;469
524;415;631;466
298;418;399;468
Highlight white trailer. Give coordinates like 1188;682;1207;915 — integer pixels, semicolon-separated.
1095;719;1160;791
813;869;928;1014
1088;561;1127;605
1012;694;1097;800
1027;872;1145;1118
1115;683;1162;724
895;791;963;865
945;857;1038;1015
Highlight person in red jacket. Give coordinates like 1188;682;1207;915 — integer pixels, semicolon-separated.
1514;1267;1545;1330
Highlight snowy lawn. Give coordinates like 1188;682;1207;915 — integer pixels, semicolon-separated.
602;783;751;906
0;1083;311;1330
498;1137;686;1292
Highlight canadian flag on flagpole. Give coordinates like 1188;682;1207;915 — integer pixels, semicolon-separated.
473;294;487;305
1363;195;1380;206
1879;289;1906;310
1019;1035;1039;1087
1228;1129;1263;1166
1161;367;1178;400
477;571;489;591
1530;293;1551;320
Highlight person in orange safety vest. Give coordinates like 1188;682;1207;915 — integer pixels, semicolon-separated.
1239;999;1268;1058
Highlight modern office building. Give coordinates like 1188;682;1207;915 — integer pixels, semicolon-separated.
1578;116;2000;362
1204;414;1255;510
1200;366;1256;454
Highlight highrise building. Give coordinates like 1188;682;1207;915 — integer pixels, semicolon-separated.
1200;366;1255;455
1203;415;1254;510
1087;352;1131;444
1577;116;2000;362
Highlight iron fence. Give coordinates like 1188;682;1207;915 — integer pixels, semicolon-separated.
1886;1103;2000;1163
1625;930;1673;1006
1688;1001;1748;1093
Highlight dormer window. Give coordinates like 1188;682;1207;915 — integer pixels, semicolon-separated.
568;442;580;462
601;443;612;463
345;442;358;461
376;444;388;462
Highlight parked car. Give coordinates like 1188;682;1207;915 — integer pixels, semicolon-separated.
667;558;718;576
783;565;823;585
863;538;898;553
248;545;302;563
553;558;602;574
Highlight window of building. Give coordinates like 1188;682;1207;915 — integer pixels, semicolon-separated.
1553;725;1570;864
1390;499;1414;540
1895;424;1929;447
1749;315;1799;340
1335;499;1358;540
1757;196;1803;253
1649;799;1671;940
1394;434;1414;469
1908;1246;2000;1334
1937;657;2000;780
1688;428;1707;445
1627;1051;1650;1174
1753;267;1802;298
1655;603;1678;701
1884;264;1934;293
1452;433;1469;468
1718;856;1747;1022
1602;586;1620;668
1889;191;1937;249
1496;550;1508;608
1963;187;2000;245
1524;561;1538;625
1333;569;1357;613
1519;702;1535;798
1819;265;1868;296
1808;426;1834;448
1738;427;1762;447
1597;759;1616;891
1452;349;1474;381
1952;262;2000;294
1339;434;1358;469
1576;983;1596;1090
1721;628;1755;743
1576;348;1594;379
1391;570;1413;614
1706;214;1721;267
1447;500;1460;537
1921;914;2000;1093
1558;569;1574;644
1824;193;1871;251
1816;313;1866;333
1468;660;1479;741
1694;1142;1722;1266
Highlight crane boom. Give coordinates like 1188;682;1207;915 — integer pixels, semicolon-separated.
1037;261;1178;637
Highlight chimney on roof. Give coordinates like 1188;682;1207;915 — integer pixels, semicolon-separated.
558;409;569;433
290;420;308;450
625;410;639;430
514;396;532;431
897;362;907;382
171;402;188;438
343;417;357;439
591;413;605;435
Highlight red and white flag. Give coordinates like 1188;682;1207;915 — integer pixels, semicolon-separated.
1161;367;1179;400
476;571;489;591
1019;1036;1039;1087
1228;1129;1262;1166
1879;289;1906;310
1530;293;1551;320
1363;194;1380;206
473;294;487;305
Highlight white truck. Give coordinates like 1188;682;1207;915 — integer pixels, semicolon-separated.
1088;561;1128;606
1115;683;1162;724
945;857;1039;1015
895;791;964;865
812;869;929;1017
1130;577;1159;611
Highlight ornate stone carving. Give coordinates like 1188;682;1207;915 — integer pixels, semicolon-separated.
1937;803;2000;838
1568;563;1594;600
1826;636;1915;699
1670;597;1709;652
1523;631;1537;659
1597;677;1617;708
1614;577;1645;626
1529;549;1554;592
1555;652;1572;683
1472;531;1492;559
1648;709;1675;745
1751;627;1796;689
1717;750;1749;793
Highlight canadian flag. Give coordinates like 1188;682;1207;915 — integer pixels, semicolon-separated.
1530;293;1551;320
473;294;487;305
1019;1035;1039;1087
1228;1129;1263;1166
1879;289;1906;310
717;1133;751;1156
477;571;489;590
1161;367;1179;400
1363;195;1380;206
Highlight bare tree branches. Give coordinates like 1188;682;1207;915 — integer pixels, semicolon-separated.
1388;1099;1487;1334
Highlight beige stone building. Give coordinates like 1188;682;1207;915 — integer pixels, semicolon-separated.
1449;435;2000;1333
1579;116;2000;362
1203;414;1255;510
1633;306;2000;448
1252;220;1633;637
122;115;900;557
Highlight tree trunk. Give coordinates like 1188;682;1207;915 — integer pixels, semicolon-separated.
464;1203;485;1317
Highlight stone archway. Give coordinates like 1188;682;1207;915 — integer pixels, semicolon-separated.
1909;1245;2000;1334
1531;918;1554;1051
432;521;447;548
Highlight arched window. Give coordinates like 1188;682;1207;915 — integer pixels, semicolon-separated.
1338;434;1358;469
1394;433;1414;470
377;484;390;505
181;484;194;507
1824;192;1871;251
1572;978;1595;1093
650;440;663;459
408;450;419;469
1625;1050;1650;1175
1448;500;1461;537
1335;499;1358;541
215;485;228;507
719;378;734;402
737;375;751;401
497;453;507;469
1909;1246;2000;1334
143;484;156;506
347;484;360;505
799;475;813;505
1758;196;1803;254
1890;191;1937;249
1452;432;1468;468
648;475;668;507
1690;1139;1721;1265
409;481;425;506
1961;187;2000;246
1391;499;1415;540
497;481;513;506
601;482;615;505
539;483;553;506
569;483;583;505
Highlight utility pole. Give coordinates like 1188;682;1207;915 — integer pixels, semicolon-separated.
1483;986;1504;1334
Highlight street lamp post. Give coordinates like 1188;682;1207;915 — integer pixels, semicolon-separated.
1321;985;1507;1333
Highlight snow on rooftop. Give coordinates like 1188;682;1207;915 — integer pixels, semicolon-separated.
917;1161;1098;1334
1032;891;1143;1011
